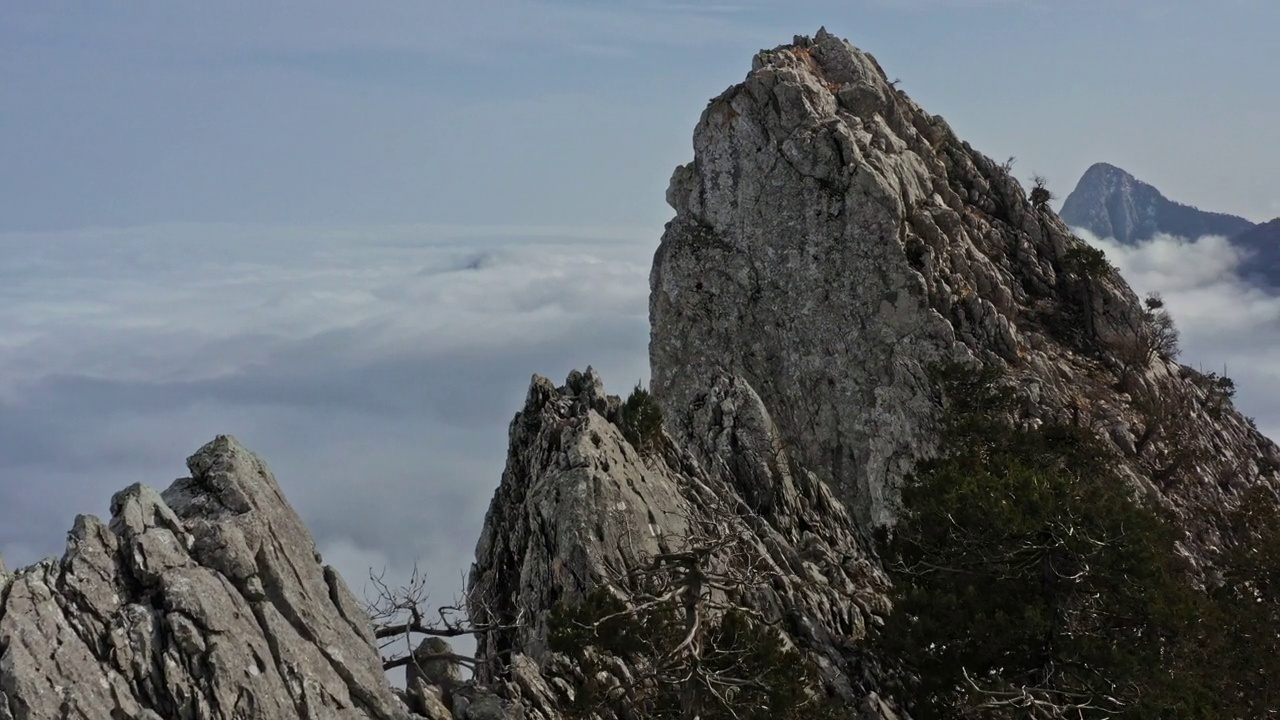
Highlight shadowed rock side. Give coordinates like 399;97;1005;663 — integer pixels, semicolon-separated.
1060;162;1255;244
648;30;1278;542
468;368;896;718
0;436;412;720
1231;217;1280;287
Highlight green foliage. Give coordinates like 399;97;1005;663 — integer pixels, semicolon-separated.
1209;372;1237;400
548;586;838;720
1061;243;1111;278
878;364;1214;718
548;586;680;660
1206;486;1280;715
1030;174;1054;209
1185;368;1236;420
621;382;665;453
1142;292;1181;362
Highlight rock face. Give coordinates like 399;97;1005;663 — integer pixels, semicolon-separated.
469;27;1280;719
4;27;1277;720
1059;162;1255;244
0;436;411;720
648;32;1276;531
468;368;893;716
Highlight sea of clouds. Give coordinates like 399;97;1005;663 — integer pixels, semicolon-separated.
1;222;1276;659
0;224;655;613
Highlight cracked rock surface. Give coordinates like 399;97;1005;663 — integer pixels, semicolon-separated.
466;28;1279;719
468;368;895;718
650;29;1279;542
0;435;411;720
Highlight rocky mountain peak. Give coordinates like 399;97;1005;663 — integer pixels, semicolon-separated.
1060;161;1256;243
654;30;1156;528
466;27;1279;719
0;436;410;720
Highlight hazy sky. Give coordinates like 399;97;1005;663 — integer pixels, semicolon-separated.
3;0;1278;231
1;1;1277;640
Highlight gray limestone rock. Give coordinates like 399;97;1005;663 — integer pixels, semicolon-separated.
405;682;451;720
406;638;460;718
3;26;1276;720
652;29;978;527
648;29;1279;543
0;435;409;720
468;368;894;718
467;27;1280;720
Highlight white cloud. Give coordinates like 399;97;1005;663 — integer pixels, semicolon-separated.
0;223;655;620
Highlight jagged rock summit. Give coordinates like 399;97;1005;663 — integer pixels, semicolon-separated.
1060;161;1255;244
471;26;1279;718
650;30;1274;532
468;367;894;718
0;436;411;720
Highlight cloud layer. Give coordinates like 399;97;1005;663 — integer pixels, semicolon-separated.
0;224;655;613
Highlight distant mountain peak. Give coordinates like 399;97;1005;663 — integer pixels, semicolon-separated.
1060;162;1255;244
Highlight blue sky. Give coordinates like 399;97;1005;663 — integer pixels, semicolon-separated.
3;0;1278;231
0;2;1277;659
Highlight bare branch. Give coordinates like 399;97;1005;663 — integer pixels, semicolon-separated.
362;560;525;672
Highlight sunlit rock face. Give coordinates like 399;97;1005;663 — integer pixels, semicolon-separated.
465;27;1280;720
468;368;893;718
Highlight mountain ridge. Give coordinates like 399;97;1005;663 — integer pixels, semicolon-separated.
1060;161;1256;244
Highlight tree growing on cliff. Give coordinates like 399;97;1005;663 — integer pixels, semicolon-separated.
621;381;666;453
364;563;522;674
547;498;837;720
877;364;1211;719
1030;175;1054;210
1115;293;1182;381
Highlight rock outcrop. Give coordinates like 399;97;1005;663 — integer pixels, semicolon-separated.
650;32;1277;534
0;436;412;720
1060;162;1255;244
468;27;1280;718
468;368;894;717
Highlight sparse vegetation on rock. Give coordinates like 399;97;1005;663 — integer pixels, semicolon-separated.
1030;174;1055;209
620;381;665;453
547;499;838;720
